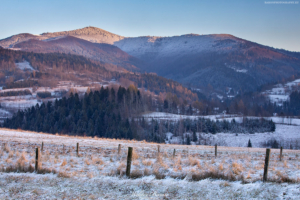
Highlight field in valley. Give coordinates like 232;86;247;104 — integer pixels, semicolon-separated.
1;128;300;199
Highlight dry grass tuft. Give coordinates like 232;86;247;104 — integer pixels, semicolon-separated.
130;169;144;179
284;160;288;168
17;151;28;170
142;159;153;166
132;160;140;166
58;170;71;178
232;162;243;175
61;159;67;167
153;165;166;179
92;157;104;165
84;158;90;165
132;150;139;160
246;172;251;179
117;163;126;175
218;163;224;171
191;169;238;182
3;143;10;153
8;150;14;159
144;168;151;176
188;156;199;166
156;154;169;169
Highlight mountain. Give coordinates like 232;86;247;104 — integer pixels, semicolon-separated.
13;36;140;71
1;26;300;95
114;34;300;94
0;27;123;48
41;26;124;44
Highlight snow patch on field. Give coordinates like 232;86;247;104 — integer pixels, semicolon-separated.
209;124;300;148
142;112;300;126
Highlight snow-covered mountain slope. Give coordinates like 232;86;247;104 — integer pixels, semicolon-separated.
114;34;300;94
114;34;239;58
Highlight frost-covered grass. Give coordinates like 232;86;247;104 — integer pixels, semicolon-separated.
1;173;300;199
1;128;300;199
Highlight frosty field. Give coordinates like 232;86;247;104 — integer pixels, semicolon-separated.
1;128;300;199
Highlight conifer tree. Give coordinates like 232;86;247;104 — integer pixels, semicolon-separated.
247;139;252;147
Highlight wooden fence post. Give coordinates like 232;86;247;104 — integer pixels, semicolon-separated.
157;145;160;154
35;147;40;172
215;144;217;157
118;144;121;155
263;148;271;182
126;147;133;177
280;147;283;161
41;142;43;152
63;144;65;154
76;143;79;156
173;149;176;158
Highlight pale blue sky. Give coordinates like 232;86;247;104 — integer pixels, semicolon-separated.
0;0;299;51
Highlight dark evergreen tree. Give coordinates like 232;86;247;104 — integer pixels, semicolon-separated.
186;135;191;145
247;139;252;147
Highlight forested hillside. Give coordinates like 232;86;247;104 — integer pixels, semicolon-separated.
0;48;198;102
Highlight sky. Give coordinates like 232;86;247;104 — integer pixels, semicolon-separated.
0;0;299;51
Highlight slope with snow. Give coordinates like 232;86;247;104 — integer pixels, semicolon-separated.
263;78;300;105
114;34;239;58
15;61;35;71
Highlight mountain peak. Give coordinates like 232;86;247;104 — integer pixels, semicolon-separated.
39;26;124;44
41;26;122;37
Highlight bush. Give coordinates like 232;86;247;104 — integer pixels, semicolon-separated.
3;80;38;89
0;89;31;97
37;91;52;98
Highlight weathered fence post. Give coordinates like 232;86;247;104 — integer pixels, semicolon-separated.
126;147;133;177
263;148;271;182
157;145;160;154
215;144;217;157
63;144;65;154
280;147;283;161
118;144;121;155
35;147;40;172
41;142;44;152
173;149;176;158
76;143;79;156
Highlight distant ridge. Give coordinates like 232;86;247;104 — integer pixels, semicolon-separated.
14;35;141;71
1;26;300;94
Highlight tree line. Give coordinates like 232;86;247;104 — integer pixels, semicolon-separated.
3;86;275;143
